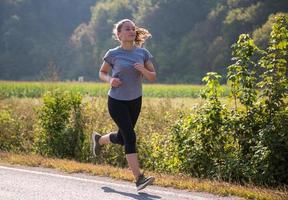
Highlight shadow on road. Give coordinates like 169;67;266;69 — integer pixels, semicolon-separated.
101;186;162;200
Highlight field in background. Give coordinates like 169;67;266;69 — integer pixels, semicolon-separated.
0;81;230;99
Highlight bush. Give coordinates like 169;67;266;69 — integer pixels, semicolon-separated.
171;14;288;185
0;109;22;152
33;90;85;160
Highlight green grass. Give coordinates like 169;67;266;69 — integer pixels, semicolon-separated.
0;81;230;98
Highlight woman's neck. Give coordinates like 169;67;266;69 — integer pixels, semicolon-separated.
120;42;135;50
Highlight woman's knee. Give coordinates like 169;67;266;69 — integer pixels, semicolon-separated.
124;143;136;154
109;132;124;145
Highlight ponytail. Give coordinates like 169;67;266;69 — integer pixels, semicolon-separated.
135;27;151;47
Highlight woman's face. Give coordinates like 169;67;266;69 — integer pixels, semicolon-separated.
118;21;136;42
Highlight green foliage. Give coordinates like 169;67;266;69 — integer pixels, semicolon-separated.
0;109;22;152
171;15;288;185
201;72;223;100
258;14;288;117
227;34;258;110
138;104;182;174
33;90;85;160
224;2;263;25
253;13;283;49
144;131;181;174
172;73;241;180
0;0;97;80
255;14;288;185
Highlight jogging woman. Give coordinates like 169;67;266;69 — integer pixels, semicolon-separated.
92;19;156;191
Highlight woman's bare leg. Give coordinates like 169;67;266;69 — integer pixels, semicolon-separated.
126;153;141;179
99;133;111;145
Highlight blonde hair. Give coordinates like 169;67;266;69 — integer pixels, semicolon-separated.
113;19;151;47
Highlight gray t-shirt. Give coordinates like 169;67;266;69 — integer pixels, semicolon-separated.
103;46;153;100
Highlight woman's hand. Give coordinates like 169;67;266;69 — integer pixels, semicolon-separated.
134;61;156;82
99;61;122;87
109;77;122;87
134;63;146;74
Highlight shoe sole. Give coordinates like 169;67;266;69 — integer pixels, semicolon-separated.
137;177;155;191
91;132;99;156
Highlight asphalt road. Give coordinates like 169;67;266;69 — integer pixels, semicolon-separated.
0;164;241;200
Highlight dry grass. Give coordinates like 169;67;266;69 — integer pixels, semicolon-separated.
0;152;286;200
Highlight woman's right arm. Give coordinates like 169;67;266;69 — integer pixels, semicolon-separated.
99;61;122;87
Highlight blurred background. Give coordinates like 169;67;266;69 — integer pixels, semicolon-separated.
0;0;287;83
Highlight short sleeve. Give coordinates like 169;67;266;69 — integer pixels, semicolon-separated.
103;50;113;66
143;48;153;62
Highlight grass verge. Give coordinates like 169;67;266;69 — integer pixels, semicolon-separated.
0;152;286;200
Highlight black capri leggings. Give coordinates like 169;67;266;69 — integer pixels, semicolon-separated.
108;96;142;154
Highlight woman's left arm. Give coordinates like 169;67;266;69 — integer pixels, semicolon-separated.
134;60;156;82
